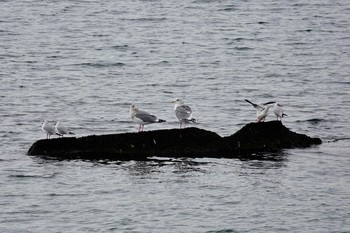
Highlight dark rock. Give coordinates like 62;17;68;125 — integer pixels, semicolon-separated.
27;122;322;160
225;121;322;154
27;128;230;160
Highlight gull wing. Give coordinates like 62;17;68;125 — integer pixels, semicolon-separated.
262;101;276;105
57;124;69;134
175;105;192;120
244;99;259;109
135;110;158;123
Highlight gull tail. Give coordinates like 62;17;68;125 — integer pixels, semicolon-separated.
183;118;196;123
56;133;62;136
158;119;166;123
282;113;287;117
69;132;75;135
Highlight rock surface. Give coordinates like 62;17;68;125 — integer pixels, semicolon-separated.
27;121;322;160
225;121;322;154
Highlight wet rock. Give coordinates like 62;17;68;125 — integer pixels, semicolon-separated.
27;122;322;160
27;128;230;160
225;121;322;154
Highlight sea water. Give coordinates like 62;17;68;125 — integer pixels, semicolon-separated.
0;0;349;232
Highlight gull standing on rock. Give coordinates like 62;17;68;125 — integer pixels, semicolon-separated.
244;99;275;122
273;102;287;121
172;98;196;129
55;121;75;137
130;104;166;132
42;120;56;139
257;105;271;122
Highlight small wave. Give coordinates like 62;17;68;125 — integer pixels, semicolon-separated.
257;21;269;25
230;37;245;42
218;6;237;12
8;173;57;179
306;118;324;122
122;17;166;22
283;42;308;46
77;62;126;68
206;229;239;233
323;137;350;143
157;60;169;65
333;81;350;85
92;34;109;37
111;45;129;50
147;60;169;66
232;47;254;51
0;228;31;233
0;53;22;58
45;193;88;197
295;118;324;124
298;29;313;32
232;37;262;42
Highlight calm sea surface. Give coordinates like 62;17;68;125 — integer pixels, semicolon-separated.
1;0;350;232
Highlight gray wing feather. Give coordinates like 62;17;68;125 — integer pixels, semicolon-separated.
262;101;275;105
135;110;158;123
175;105;192;120
245;99;259;109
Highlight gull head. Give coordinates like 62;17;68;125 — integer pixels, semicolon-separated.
275;102;283;107
172;98;184;105
130;104;139;114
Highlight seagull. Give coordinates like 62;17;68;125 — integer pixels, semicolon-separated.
55;121;75;137
172;98;196;129
244;99;275;122
129;104;166;132
273;102;287;121
257;105;271;122
42;120;56;139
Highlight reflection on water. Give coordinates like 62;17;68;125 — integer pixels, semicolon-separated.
125;157;211;176
121;152;288;177
239;151;288;162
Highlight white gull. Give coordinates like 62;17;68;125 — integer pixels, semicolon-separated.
42;120;56;139
130;104;166;132
172;98;196;129
55;121;75;137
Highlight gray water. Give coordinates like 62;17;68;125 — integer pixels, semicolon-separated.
1;0;350;232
